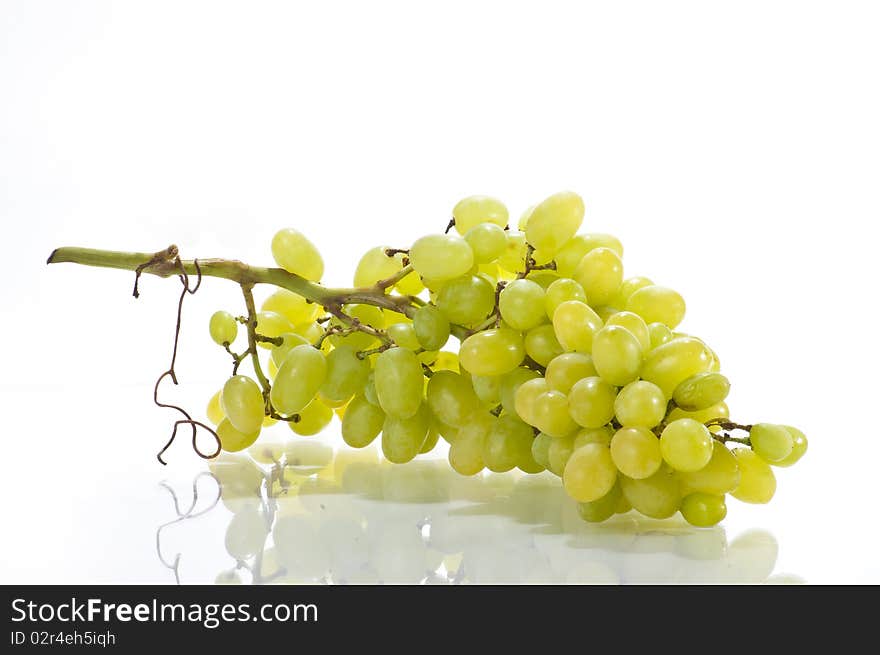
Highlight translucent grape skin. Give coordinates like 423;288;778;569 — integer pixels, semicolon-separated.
217;418;260;453
222;375;265;435
459;328;525;377
436;274;495;325
500;367;541;415
525;191;585;257
544;278;587;319
524;324;564;367
555;233;624;279
641;336;712;397
409;234;475;281
678;441;741;495
574;426;614;449
499;279;546;331
532;390;578;438
544;352;597;392
659;418;714;472
464;223;507;263
513;377;549;425
619;466;681;519
531;433;554;470
448;424;487;476
412;304;450;351
206;390;225;425
374;347;425;419
483;416;532;473
604;311;650;352
625;285;686;328
680;493;727;527
611;276;653;310
255;311;295;349
610;427;663;479
591;325;643;386
672;372;731;411
577;482;624;523
426;370;481;427
573;247;623;307
209;310;238;345
288;397;334;436
319;344;371;405
552;300;603;353
471;374;502;405
270;344;328;415
730;449;777;504
774;426;808;467
453;195;509;235
568;376;617;428
613;380;666;428
547;435;575;476
341;394;385;448
382;406;430;464
749;423;794;463
563;443;618;502
261;288;319;326
271;228;324;281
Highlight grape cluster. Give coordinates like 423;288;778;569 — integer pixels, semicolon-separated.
205;191;807;527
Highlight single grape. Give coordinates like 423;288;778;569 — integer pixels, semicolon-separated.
255;311;295;349
678;441;741;495
611;276;654;310
363;373;379;406
573;426;614;449
547;435;575;476
749;423;794;463
610;426;663;479
270;344;327;415
613;380;666;428
774;426;808;467
471;374;502;405
619;466;681;519
448;421;488;476
497;231;527;275
672;372;731;411
452;195;509;234
532;390;578;438
659;418;714;472
482;415;532;473
499;279;546;331
641;336;712;397
206;390;225;425
544;352;597;392
591;325;643;386
341;394;386;448
288;397;334;436
458;328;525;376
555;233;624;278
544;278;587;319
568;376;617;428
409;234;475;281
552;300;603;353
563;443;618;502
513;377;549;424
222;375;265;435
385;322;421;352
420;426;441;454
625;285;686;328
573;247;623;307
668;402;729;427
271;228;324;281
270;332;309;368
524;324;564;367
382;405;430;464
680;493;727;527
604;311;651;352
412;304;450;351
426;370;482;427
436;274;495;325
464;223;507;263
531;433;554;470
374;347;424;419
499;367;541;415
432;351;460;372
352;245;410;289
319;344;371;405
577;482;624;523
525;191;585;257
261;289;319;326
209;310;238;345
730;449;776;504
648;322;673;349
217;418;260;453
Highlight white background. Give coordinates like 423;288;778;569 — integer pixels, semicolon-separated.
1;1;878;583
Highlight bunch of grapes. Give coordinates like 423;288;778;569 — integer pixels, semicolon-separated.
204;191;807;527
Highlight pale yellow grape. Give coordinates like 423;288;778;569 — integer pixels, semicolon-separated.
497;231;527;275
409;234;474;281
731;449;776;504
517;206;534;231
619;467;681;519
668;402;729;427
319;344;371;405
261;289;319;325
531;433;554;470
206;391;225;425
500;367;540;415
426;370;481;427
573;247;623;307
382;405;430;464
432;351;460;372
641;337;712;397
613;380;666;428
562;443;618;502
513;377;549;424
552;300;603;353
659;418;713;472
459;328;525;376
573;426;614;449
672;372;730;411
271;228;323;281
464;223;507;263
270;332;309;369
412;304;450;351
532;390;578;438
548;435;575;476
395;265;425;296
625;285;686;328
255;311;295;349
294;321;324;345
386;322;421;351
525;191;585;257
545;353;597;392
577;482;624;523
341;394;385;448
452;195;509;234
524;324;564;367
482;416;532;473
591;325;643;386
678;441;741;495
680;493;727;527
288;398;333;436
610;427;662;479
209;310;238;346
217;418;260;453
498;279;545;331
328;304;385;351
524;269;558;288
592;306;616;323
270;344;327;415
775;426;808;467
568;376;616;428
436;274;495;325
420;427;440;454
749;424;794;463
471;374;502;405
555;233;624;278
612;276;654;310
648;322;673;349
374;347;424;419
544;278;587;319
353;246;405;288
604;311;650;352
448;426;487;476
222;375;265;435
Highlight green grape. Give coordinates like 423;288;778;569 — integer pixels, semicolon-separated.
531;433;554;469
448;423;488;475
678;441;741;495
382;405;430;464
749;424;794;463
573;247;623;307
544;278;587;319
209;310;238;345
568;376;617;428
217;418;260;453
353;246;401;287
611;276;654;310
395;266;425;296
524;324;564;367
452;195;509;234
552;300;603;353
459;328;525;376
471;374;502;405
610;426;663;479
548;435;575;476
731;449;776;504
222;375;265;435
513;377;549;424
319;344;371;405
668;402;729;427
328;304;386;351
613;380;665;428
680;493;727;527
672;372;730;411
255;311;295;349
464;223;507;263
659;418;714;472
261;289;318;326
385;322;420;351
532;390;578;438
497;231;527;275
619;466;681;519
374;347;424;419
288;397;333;436
591;325;643;386
577;482;624;523
206;390;225;425
432;351;460;372
363;373;379;406
294;320;325;345
545;352;597;392
436;274;495;325
604;311;651;352
412;304;450;351
409;233;475;281
517;206;534;231
641;337;712;397
426;370;481;427
482;415;533;473
573;426;614;449
271;228;324;281
593;306;617;323
524;269;558;288
555;233;624;278
563;443;617;502
499;279;546;330
775;426;808;467
420;426;441;453
525;191;585;257
519;453;545;474
341;394;386;448
500;367;540;415
270;332;309;368
648;322;673;349
270;344;327;415
625;285;686;328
